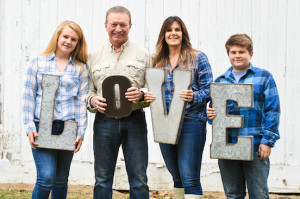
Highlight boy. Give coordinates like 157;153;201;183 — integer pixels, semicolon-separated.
207;34;280;199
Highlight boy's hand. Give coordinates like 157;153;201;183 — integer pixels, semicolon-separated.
259;143;271;160
207;107;216;120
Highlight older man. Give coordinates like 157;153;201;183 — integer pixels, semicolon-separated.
86;6;151;199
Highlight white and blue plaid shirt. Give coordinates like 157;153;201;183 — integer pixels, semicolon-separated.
23;53;89;138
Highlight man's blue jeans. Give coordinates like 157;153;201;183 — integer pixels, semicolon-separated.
93;110;149;199
218;153;270;199
159;120;207;195
31;121;74;199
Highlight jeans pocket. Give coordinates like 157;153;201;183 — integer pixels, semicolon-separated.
130;110;145;123
95;112;107;123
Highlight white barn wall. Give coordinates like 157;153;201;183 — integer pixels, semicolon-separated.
0;0;300;192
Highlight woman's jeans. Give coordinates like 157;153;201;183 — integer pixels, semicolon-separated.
218;153;270;199
93;110;149;199
159;119;206;195
31;121;74;199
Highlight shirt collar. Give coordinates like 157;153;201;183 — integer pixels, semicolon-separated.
222;62;255;79
47;53;75;65
109;40;129;53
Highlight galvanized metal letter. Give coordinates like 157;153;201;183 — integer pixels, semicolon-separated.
146;68;192;144
102;75;133;118
210;83;254;161
37;74;77;151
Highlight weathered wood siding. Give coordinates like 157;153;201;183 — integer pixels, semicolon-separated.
0;0;300;192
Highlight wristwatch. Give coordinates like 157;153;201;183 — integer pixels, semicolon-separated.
139;90;145;101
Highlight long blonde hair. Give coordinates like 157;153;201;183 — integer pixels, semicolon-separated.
153;16;197;69
41;21;88;67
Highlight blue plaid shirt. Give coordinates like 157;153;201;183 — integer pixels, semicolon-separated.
23;54;89;139
211;63;280;152
163;51;213;122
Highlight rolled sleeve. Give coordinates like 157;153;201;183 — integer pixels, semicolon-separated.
191;52;213;106
76;64;89;139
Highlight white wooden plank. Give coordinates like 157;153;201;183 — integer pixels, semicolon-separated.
269;0;286;165
128;0;146;47
2;0;24;160
285;0;296;165
0;0;5;125
259;0;270;70
39;0;58;54
57;0;76;23
251;0;261;66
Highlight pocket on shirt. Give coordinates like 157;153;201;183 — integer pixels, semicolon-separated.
60;75;80;100
126;61;145;81
92;63;110;82
65;76;80;96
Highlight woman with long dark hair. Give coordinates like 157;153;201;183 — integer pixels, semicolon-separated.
145;16;213;198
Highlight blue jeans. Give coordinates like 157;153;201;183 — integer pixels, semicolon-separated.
93;110;149;199
31;121;74;199
159;120;206;195
218;153;270;199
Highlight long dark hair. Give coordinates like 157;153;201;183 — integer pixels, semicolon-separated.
153;16;197;69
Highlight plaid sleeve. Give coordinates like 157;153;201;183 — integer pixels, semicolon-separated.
75;64;89;139
261;73;281;147
23;58;38;135
191;52;213;106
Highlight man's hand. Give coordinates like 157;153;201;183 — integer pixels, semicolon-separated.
28;130;38;149
207;107;216;120
91;96;107;113
125;87;142;101
259;143;271;160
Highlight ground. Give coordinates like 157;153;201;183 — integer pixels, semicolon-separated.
0;183;299;199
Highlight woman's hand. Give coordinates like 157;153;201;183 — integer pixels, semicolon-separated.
144;92;156;103
91;96;107;113
179;89;193;102
207;107;216;120
74;136;83;153
28;130;38;149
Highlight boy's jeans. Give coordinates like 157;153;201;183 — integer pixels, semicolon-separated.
218;153;270;199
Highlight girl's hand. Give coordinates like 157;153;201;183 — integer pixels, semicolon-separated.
28;130;38;149
74;136;83;153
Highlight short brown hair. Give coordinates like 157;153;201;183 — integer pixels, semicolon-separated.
225;34;253;54
105;6;131;24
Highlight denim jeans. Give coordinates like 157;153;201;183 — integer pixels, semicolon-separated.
159;119;207;195
31;121;74;199
93;110;149;199
218;152;270;199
